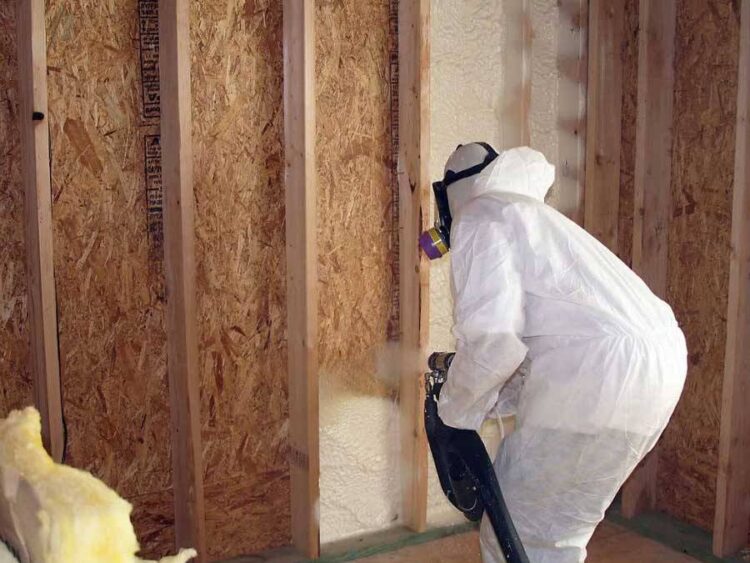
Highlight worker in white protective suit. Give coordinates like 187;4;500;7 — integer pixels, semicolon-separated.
421;143;687;563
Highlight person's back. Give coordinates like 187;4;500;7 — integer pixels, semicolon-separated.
429;144;687;563
452;194;686;437
458;194;677;336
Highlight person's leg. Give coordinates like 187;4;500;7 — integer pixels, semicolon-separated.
479;426;657;563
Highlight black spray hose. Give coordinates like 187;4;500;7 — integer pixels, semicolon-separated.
452;429;528;563
425;352;529;563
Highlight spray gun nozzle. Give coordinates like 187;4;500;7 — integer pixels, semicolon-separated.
428;352;455;373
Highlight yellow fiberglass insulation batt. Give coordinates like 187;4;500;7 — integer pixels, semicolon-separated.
0;407;196;563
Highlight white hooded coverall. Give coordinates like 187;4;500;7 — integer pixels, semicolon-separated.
437;147;687;563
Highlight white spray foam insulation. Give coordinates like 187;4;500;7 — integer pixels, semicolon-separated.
529;0;562;207
428;0;562;527
319;379;401;543
318;0;564;542
428;0;505;355
428;0;506;526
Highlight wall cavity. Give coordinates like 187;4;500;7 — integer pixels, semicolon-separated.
428;0;564;527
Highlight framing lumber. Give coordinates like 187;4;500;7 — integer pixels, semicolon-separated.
713;0;750;555
502;0;531;149
283;0;319;557
16;0;64;463
158;0;206;558
557;0;588;224
584;0;625;251
621;0;676;519
398;0;430;533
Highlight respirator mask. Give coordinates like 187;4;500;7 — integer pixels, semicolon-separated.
419;142;499;260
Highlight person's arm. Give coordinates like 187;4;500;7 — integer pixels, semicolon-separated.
438;217;528;431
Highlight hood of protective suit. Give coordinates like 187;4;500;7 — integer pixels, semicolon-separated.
446;146;555;217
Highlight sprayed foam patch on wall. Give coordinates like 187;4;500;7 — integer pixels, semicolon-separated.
529;0;561;207
428;0;506;526
428;0;562;526
428;0;505;357
318;0;565;540
429;0;562;361
316;0;397;546
319;379;401;543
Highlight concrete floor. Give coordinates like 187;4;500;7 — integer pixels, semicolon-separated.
360;520;699;562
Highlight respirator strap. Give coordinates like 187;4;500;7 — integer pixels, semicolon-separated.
443;142;499;188
421;142;500;260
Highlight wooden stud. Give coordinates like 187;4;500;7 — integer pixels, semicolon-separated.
502;0;531;149
621;0;676;519
283;0;319;557
630;0;675;297
621;450;658;519
584;0;625;250
398;0;430;533
16;0;64;462
557;0;588;224
713;0;750;555
158;0;206;558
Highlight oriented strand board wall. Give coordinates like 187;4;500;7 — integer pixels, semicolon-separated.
190;0;289;558
3;0;398;557
316;0;398;543
45;0;174;556
657;0;739;531
0;2;33;415
316;0;393;394
617;0;638;266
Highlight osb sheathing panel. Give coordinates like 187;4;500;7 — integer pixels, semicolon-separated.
45;0;173;556
129;491;175;558
190;0;289;558
616;0;638;266
315;0;393;395
0;2;33;415
657;0;739;531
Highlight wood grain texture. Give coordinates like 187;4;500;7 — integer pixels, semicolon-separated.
283;0;319;557
129;490;176;559
630;0;675;297
616;0;639;266
0;1;33;419
315;0;394;396
713;0;750;555
159;0;206;557
45;0;173;554
657;0;738;532
189;0;289;558
502;0;531;149
398;0;430;534
15;0;63;461
621;0;676;519
315;0;397;543
585;0;625;251
557;0;588;224
621;453;658;519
